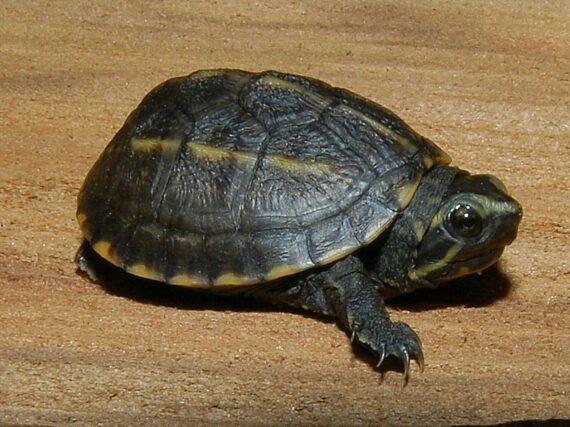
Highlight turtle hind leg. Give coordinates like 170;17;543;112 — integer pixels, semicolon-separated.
75;240;126;283
247;256;424;382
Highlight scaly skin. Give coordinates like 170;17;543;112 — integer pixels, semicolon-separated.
248;256;424;383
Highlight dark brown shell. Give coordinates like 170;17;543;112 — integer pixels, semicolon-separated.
77;69;450;287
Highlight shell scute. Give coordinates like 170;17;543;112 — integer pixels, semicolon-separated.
77;69;450;287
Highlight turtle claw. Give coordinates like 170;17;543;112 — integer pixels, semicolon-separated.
401;346;426;385
350;327;358;343
376;344;387;368
355;320;424;382
402;349;411;384
415;347;425;373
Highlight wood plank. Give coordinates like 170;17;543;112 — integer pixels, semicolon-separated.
1;1;568;425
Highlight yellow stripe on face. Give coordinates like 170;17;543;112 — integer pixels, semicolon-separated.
408;244;462;281
474;195;522;218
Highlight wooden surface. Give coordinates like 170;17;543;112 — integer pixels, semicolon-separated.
1;1;568;425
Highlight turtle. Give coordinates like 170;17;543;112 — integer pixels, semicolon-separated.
76;69;522;381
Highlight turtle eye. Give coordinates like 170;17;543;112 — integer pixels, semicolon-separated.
448;204;483;239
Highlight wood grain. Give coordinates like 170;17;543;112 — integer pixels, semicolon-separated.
1;1;568;425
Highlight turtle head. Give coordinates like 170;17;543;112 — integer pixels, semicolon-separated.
409;173;522;284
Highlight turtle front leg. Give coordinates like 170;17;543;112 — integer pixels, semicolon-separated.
248;256;424;382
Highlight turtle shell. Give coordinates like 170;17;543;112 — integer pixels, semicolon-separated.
77;69;450;287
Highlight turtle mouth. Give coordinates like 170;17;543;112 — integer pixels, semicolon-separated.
443;247;504;281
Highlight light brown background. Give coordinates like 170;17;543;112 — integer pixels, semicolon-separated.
1;1;568;425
